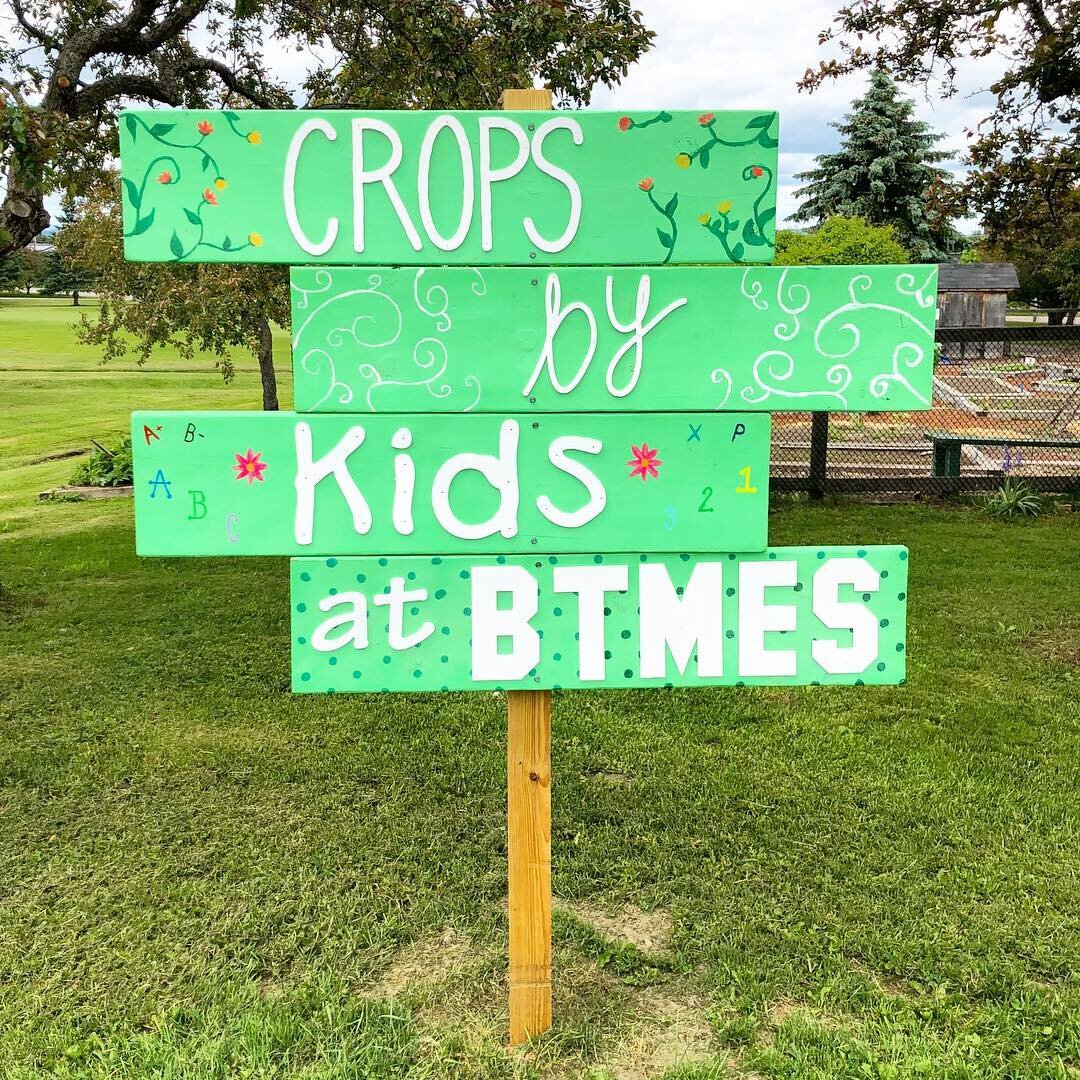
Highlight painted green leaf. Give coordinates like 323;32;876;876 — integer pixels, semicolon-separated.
124;114;137;140
659;110;673;122
663;192;678;215
656;228;673;249
731;242;745;261
757;132;779;149
130;209;155;236
759;207;776;230
223;110;239;122
122;177;141;211
743;219;766;246
745;114;774;130
699;145;711;170
183;208;201;226
149;123;175;137
200;153;212;172
169;230;185;259
222;236;233;250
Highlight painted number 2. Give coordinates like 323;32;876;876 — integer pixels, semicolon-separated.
697;486;714;513
736;467;757;494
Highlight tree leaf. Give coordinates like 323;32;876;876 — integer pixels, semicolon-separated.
149;122;175;137
124;114;137;141
699;145;710;170
122;178;141;211
169;230;184;259
663;192;678;215
745;114;774;129
130;209;155;236
656;228;673;248
184;208;201;226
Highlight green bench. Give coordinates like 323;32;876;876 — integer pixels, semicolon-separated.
923;431;1080;477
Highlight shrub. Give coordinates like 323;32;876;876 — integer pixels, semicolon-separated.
981;479;1043;519
70;435;133;487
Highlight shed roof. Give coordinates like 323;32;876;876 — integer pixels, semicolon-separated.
936;263;1019;292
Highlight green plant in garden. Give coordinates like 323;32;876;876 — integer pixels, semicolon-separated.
69;436;133;488
982;478;1043;519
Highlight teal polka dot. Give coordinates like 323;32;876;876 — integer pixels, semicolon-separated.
297;636;306;645
413;670;422;678
899;551;908;561
410;606;419;616
898;591;906;601
768;552;777;560
441;655;449;663
296;602;307;613
593;554;603;564
881;570;889;579
407;571;416;580
896;642;905;652
326;558;338;567
639;554;648;562
553;606;563;616
876;662;886;671
725;587;735;597
459;569;470;579
623;669;633;678
680;553;690;562
855;678;865;685
552;652;561;661
728;553;736;561
356;573;366;583
857;549;867;557
328;656;337;666
463;606;471;616
300;571;311;582
435;589;447;599
548;556;558;564
497;555;506;564
604;606;612;616
300;672;311;682
880;618;890;628
793;582;803;592
353;671;361;679
621;629;631;639
735;681;745;687
431;557;442;565
605;650;612;660
383;656;391;665
328;587;337;595
810;680;820;686
726;630;734;639
816;551;825;559
441;627;450;636
378;558;388;567
862;592;871;602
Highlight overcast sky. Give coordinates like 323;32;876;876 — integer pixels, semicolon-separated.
587;0;1007;228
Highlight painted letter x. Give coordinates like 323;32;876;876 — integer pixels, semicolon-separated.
687;424;702;443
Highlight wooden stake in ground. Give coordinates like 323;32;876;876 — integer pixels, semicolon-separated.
502;87;554;1048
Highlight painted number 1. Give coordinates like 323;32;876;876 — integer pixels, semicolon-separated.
736;467;757;494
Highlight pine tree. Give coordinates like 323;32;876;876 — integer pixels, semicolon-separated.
793;69;959;262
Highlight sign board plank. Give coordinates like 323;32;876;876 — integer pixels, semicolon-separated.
292;264;937;413
289;547;909;692
118;109;778;265
132;411;769;556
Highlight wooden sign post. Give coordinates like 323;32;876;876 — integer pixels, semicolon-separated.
120;85;928;1048
502;86;554;1046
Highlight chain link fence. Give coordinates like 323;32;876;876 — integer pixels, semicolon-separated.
771;322;1080;496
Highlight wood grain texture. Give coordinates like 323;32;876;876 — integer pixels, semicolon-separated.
505;85;554;1049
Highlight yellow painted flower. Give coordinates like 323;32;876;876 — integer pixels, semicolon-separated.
249;232;263;247
215;178;227;191
698;213;710;225
247;131;261;145
674;152;692;169
717;199;733;214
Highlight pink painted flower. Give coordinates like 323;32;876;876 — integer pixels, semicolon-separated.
157;170;172;184
617;115;633;131
197;120;214;136
234;449;268;484
751;165;764;177
698;111;715;126
638;177;654;192
627;443;662;481
203;187;218;206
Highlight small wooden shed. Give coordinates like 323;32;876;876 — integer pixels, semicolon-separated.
936;263;1019;328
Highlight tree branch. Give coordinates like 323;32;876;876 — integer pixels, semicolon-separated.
73;74;181;113
166;57;280;108
9;0;58;50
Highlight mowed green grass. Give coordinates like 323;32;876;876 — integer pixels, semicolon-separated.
2;299;1080;1079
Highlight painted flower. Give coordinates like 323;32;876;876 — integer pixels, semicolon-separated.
717;199;733;213
214;178;227;190
197;120;214;136
627;443;663;482
203;187;218;206
698;213;710;226
698;111;715;126
638;177;654;192
156;170;172;184
674;152;692;169
249;232;263;247
751;165;764;177
617;116;633;132
234;449;268;484
247;131;261;144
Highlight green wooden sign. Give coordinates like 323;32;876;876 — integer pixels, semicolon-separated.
132;411;769;556
289;547;908;692
292;264;937;413
118;108;778;265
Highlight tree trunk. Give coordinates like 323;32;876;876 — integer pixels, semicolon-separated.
72;290;80;306
256;315;279;411
1;162;50;261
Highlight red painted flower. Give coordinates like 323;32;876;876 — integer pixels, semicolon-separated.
197;120;214;136
638;177;654;192
157;170;172;184
203;187;218;206
617;115;633;131
627;442;663;481
751;165;764;177
698;111;715;126
234;448;268;484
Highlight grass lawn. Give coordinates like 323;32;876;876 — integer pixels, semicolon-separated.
2;299;1080;1079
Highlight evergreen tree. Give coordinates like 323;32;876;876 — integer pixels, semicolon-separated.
792;69;959;261
39;204;93;306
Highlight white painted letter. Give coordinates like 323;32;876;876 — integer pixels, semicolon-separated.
418;115;474;251
294;423;371;545
738;561;798;677
639;562;725;678
478;117;530;252
536;435;606;528
431;419;520;540
553;564;628;681
522;273;597;396
471;565;540;681
605;275;688;397
373;577;434;650
285;118;339;256
352;118;422;253
392;426;415;536
524;117;583;253
812;558;881;674
312;592;369;652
